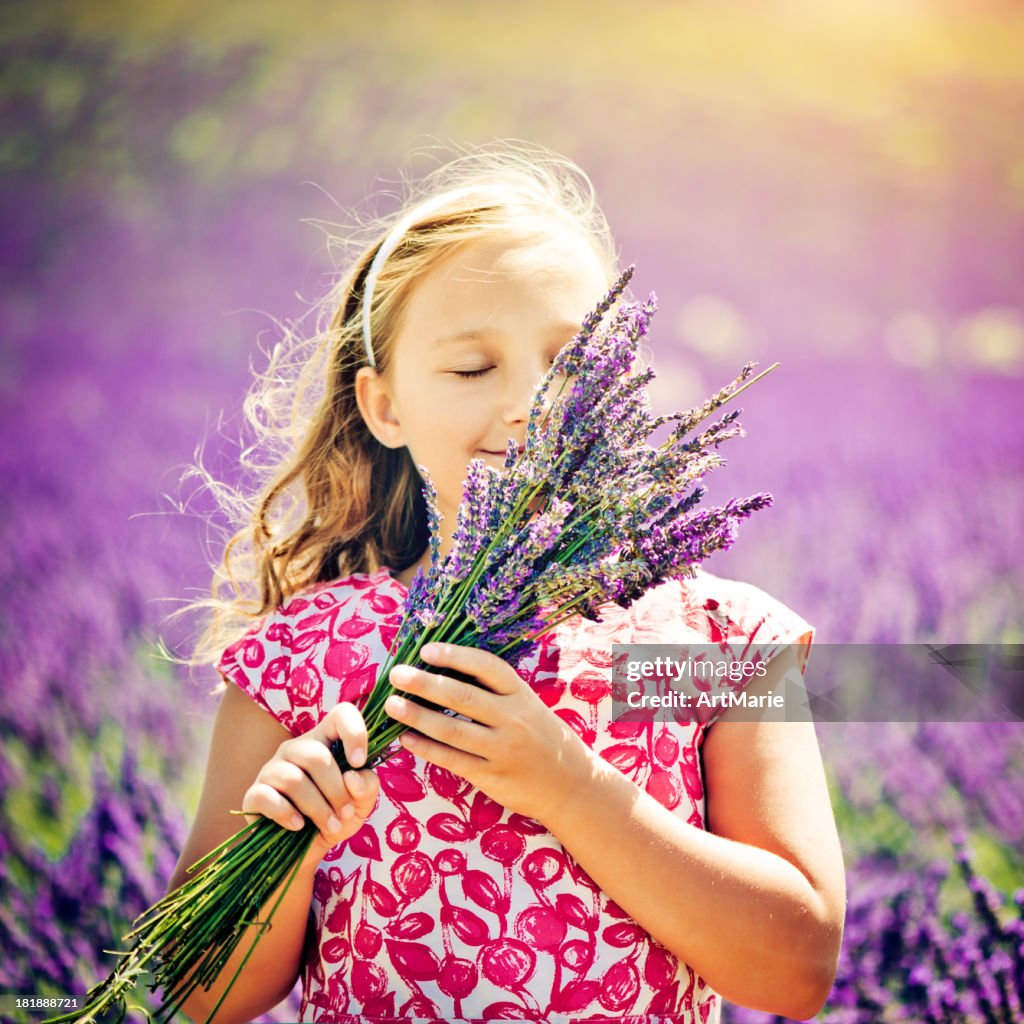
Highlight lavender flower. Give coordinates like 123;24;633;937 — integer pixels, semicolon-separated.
728;840;1024;1024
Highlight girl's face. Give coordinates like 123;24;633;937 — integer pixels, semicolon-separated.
356;229;610;554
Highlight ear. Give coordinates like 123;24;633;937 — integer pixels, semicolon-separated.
355;366;405;449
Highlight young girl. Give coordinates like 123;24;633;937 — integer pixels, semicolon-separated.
169;142;846;1024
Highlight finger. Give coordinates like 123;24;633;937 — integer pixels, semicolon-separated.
384;691;492;758
259;761;347;844
242;781;312;833
398;728;486;782
388;663;500;726
342;769;380;819
313;701;369;768
242;787;301;831
284;737;352;821
417;642;520;696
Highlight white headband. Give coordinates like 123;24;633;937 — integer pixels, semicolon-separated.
361;185;492;368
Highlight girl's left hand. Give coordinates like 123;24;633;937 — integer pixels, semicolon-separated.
384;641;592;823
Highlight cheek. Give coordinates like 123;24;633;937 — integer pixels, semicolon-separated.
409;423;474;473
404;394;490;464
445;399;489;437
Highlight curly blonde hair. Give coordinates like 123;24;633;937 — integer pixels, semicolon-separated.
170;140;622;688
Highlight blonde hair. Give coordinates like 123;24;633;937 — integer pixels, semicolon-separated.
170;140;622;688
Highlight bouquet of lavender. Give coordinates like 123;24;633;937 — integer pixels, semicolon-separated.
48;265;777;1024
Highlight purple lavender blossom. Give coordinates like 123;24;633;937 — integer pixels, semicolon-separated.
727;840;1024;1024
381;266;778;678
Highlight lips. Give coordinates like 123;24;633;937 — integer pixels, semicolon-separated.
481;447;525;457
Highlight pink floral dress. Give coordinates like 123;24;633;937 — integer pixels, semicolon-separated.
218;566;814;1024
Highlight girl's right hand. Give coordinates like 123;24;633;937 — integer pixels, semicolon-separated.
241;702;380;872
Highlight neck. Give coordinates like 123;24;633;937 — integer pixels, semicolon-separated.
391;511;457;590
391;546;433;590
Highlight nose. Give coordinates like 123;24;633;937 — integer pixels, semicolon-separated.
501;356;553;426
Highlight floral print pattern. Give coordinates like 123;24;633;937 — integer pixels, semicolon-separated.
218;567;813;1023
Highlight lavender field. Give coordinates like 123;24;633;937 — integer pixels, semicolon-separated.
1;2;1022;1021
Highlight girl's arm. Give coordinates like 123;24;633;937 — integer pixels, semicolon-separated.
539;645;846;1020
387;641;845;1021
167;686;377;1024
166;686;316;1024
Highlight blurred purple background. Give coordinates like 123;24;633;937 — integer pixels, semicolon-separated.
1;2;1021;1020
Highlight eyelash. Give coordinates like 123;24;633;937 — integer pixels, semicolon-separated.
451;358;560;381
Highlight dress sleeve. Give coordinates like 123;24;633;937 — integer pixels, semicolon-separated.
683;571;815;730
217;611;310;736
216;578;393;739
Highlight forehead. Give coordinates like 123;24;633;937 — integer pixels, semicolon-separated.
402;230;610;325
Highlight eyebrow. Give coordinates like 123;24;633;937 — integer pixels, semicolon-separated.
428;321;581;350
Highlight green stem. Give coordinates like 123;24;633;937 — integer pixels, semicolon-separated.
198;827;315;1024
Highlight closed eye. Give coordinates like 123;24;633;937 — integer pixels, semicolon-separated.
451;357;560;381
451;367;493;379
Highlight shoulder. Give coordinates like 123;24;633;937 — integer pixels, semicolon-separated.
555;569;814;655
269;566;404;630
221;567;402;652
216;567;405;735
681;569;815;732
586;569;814;651
679;567;815;659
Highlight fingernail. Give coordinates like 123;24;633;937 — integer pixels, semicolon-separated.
290;814;304;830
326;815;341;834
386;696;405;714
341;803;355;819
344;770;363;793
421;643;438;658
350;747;365;766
